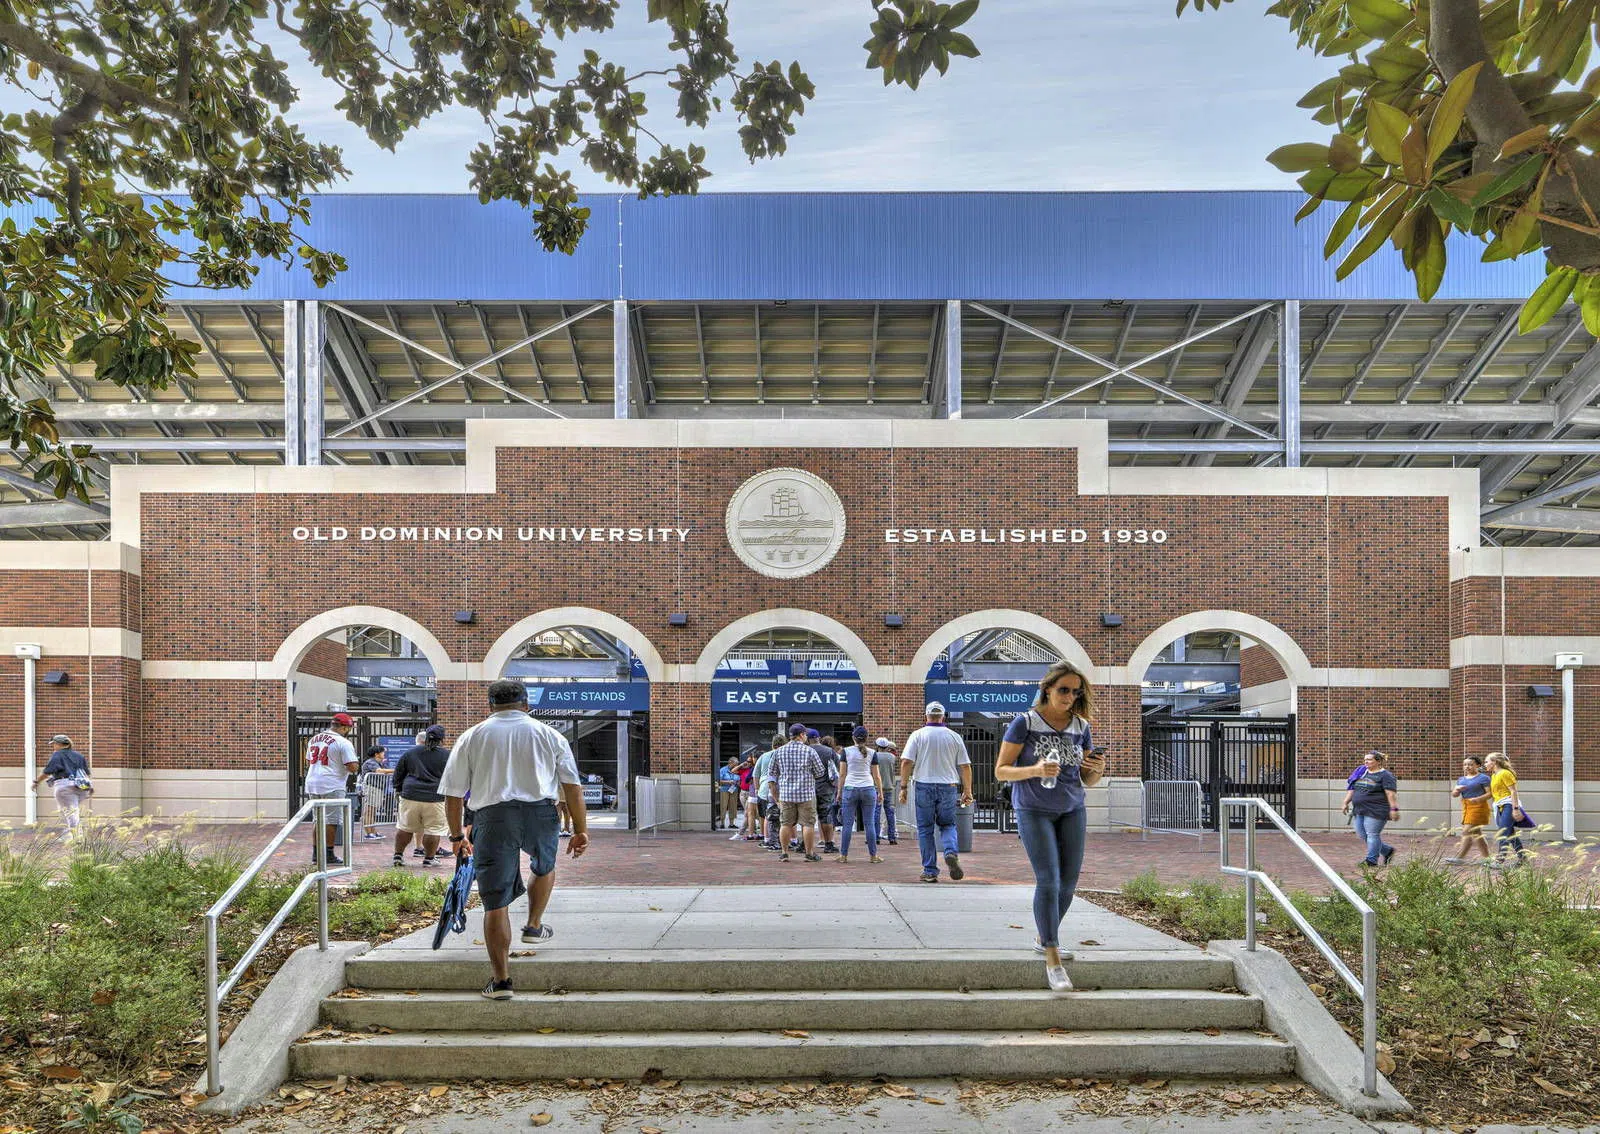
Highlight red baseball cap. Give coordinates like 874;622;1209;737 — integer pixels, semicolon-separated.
332;712;354;726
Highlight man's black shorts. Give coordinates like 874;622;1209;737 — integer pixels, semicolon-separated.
472;799;559;912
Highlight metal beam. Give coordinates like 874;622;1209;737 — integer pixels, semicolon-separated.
1342;305;1407;404
304;301;324;466
1481;505;1600;534
0;500;112;528
1480;469;1600;521
943;300;962;419
1396;305;1471;403
324;311;407;466
1111;439;1600;456
986;302;1010;405
1280;301;1301;468
993;302;1278;436
284;301;303;466
178;306;249;401
0;467;55;499
613;300;631;419
1477;341;1600;498
1444;308;1520;404
1193;312;1276;466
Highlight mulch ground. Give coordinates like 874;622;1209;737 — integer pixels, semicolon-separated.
1094;890;1600;1129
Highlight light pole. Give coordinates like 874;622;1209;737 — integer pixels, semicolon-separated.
1555;653;1583;843
14;643;41;825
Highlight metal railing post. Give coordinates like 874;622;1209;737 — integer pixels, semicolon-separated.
205;914;221;1095
1219;795;1379;1098
1362;908;1378;1098
1243;803;1258;951
317;803;330;950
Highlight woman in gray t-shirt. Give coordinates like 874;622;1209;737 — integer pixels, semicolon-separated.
996;662;1107;993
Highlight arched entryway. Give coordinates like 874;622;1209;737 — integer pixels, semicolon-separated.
484;608;661;829
912;611;1088;830
1127;612;1310;828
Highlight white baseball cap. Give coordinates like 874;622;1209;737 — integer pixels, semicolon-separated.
874;736;894;748
925;701;946;716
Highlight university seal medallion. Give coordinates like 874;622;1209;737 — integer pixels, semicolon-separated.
725;468;846;579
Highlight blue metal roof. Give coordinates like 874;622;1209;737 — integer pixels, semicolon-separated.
6;192;1546;302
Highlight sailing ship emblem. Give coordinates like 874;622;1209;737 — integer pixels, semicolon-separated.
725;469;846;579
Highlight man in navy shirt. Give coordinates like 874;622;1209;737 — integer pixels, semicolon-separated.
32;734;92;839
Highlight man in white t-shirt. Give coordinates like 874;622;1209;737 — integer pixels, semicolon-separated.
303;712;358;866
441;680;587;1001
898;702;973;882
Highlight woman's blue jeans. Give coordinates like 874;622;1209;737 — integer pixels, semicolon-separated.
838;785;879;857
1351;813;1392;864
1016;807;1087;948
1494;802;1526;860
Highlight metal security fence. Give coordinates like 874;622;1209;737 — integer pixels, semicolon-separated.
357;772;398;826
1141;714;1296;829
1107;779;1206;842
287;710;433;816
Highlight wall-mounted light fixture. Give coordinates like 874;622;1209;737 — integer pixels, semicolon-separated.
1100;613;1124;628
883;613;904;628
1527;684;1555;699
453;610;476;625
668;612;689;627
42;670;68;685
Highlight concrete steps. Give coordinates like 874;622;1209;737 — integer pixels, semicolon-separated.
291;946;1289;1083
342;949;1238;992
320;987;1266;1033
291;1028;1297;1081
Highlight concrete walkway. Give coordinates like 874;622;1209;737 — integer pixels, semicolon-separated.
376;883;1191;955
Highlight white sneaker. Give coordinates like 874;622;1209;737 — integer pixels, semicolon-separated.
1046;964;1073;992
728;831;743;841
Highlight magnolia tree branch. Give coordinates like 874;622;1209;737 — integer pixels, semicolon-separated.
0;21;182;119
1432;0;1600;271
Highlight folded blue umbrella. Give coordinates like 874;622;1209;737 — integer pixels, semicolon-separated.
432;854;476;950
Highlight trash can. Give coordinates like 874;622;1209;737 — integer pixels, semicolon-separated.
955;802;975;854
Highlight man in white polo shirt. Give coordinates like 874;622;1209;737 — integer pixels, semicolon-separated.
897;702;973;882
441;680;587;1000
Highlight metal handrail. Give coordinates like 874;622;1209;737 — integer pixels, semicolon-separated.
204;798;352;1097
1219;796;1379;1098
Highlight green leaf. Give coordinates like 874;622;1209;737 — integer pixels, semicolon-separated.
944;0;980;29
1426;185;1474;228
1580;277;1600;336
1268;142;1333;172
1323;168;1378;201
1348;0;1412;39
1520;267;1580;333
1429;61;1482;167
1411;212;1447;302
1471;154;1545;206
1329;132;1362;172
1501;201;1540;253
1336;195;1407;280
1497;124;1550;160
1324;198;1363;256
1366;101;1411;166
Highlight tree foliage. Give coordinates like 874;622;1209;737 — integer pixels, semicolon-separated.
0;0;979;500
1183;0;1600;335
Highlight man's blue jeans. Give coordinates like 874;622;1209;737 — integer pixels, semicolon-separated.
838;785;879;857
914;782;959;876
1351;813;1392;864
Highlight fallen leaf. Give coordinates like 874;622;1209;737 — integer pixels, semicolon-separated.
180;1091;207;1108
1221;1091;1246;1103
510;950;538;958
42;1065;82;1080
1078;939;1102;946
538;1027;557;1035
733;1092;758;1103
530;1115;553;1127
922;1096;945;1105
91;989;117;1006
429;1085;449;1098
1007;924;1023;929
641;1127;664;1134
1201;1028;1222;1037
1534;1076;1575;1098
1376;1051;1396;1076
1045;1027;1070;1035
1307;983;1326;997
1496;1033;1519;1050
1142;1079;1168;1089
781;1029;810;1039
882;1084;917;1098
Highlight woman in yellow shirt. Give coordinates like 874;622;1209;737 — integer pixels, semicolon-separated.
1484;752;1529;868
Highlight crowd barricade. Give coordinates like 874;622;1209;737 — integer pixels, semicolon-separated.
357;772;398;826
1106;778;1206;843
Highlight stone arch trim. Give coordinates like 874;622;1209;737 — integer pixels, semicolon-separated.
270;605;452;681
689;609;882;683
482;607;668;684
909;610;1095;684
1124;611;1314;688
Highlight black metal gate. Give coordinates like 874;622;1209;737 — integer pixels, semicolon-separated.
626;716;650;829
287;709;433;816
954;718;1005;830
1141;714;1295;829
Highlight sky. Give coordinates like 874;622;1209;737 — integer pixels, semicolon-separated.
271;0;1339;195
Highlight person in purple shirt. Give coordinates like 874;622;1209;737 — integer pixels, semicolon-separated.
996;662;1106;994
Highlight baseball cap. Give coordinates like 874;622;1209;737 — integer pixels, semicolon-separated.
852;726;868;740
925;701;946;716
875;736;893;749
805;728;821;740
788;722;808;736
424;724;446;742
331;712;354;726
50;734;72;746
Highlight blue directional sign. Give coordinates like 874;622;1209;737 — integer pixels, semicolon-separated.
924;681;1036;713
711;681;862;713
524;682;650;712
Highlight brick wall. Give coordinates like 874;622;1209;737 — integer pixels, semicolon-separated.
1239;646;1286;688
0;655;139;770
297;635;347;681
1451;664;1600;778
